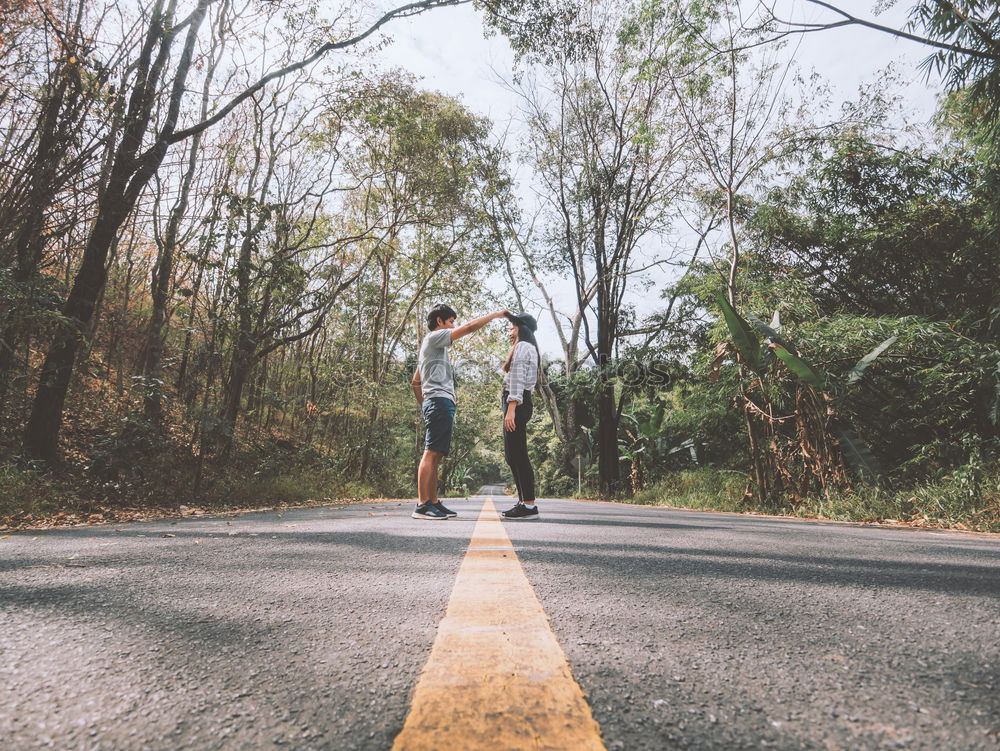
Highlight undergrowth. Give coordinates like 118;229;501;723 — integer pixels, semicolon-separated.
631;466;1000;533
0;382;389;529
0;446;381;530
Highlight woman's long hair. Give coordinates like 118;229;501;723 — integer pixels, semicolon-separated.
503;324;539;373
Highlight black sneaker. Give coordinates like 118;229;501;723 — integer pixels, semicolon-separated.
412;503;449;520
434;502;458;518
501;503;539;520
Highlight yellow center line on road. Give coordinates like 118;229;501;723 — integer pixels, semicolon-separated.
391;495;606;751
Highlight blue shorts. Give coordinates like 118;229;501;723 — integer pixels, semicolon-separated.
422;397;456;455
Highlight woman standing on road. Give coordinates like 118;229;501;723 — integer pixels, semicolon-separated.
500;312;541;520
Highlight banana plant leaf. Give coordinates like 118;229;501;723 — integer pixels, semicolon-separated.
771;344;827;389
627;403;667;441
846;335;898;385
746;310;798;355
638;421;656;440
716;294;760;370
834;426;883;483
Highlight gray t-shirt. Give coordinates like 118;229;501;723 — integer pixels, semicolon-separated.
418;329;456;403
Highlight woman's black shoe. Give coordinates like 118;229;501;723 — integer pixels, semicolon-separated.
501;503;539;520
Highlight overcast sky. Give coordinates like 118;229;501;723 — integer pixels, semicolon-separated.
373;1;947;355
377;1;942;125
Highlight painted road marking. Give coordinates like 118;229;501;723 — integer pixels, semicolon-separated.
392;495;606;751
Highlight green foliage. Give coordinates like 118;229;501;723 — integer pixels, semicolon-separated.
770;344;826;390
0;267;71;361
479;0;595;64
87;412;168;482
0;461;62;525
631;468;746;510
0;441;379;529
846;336;898;386
745;130;998;330
672;243;999;498
909;1;1000;139
793;314;1000;480
668;120;1000;501
529;408;580;497
833;426;883;483
632;465;1000;532
620;401;668;468
716;293;760;370
231;444;373;504
713;293;895;496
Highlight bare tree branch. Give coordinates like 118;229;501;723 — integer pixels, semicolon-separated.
163;0;471;148
756;0;999;62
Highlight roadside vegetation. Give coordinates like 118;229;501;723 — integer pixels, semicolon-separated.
632;468;1000;533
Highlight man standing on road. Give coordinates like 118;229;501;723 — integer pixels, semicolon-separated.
411;304;508;520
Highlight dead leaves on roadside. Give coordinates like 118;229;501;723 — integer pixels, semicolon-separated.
2;496;382;532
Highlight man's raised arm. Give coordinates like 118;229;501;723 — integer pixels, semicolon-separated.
450;310;508;342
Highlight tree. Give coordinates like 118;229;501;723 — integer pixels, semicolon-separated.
509;0;690;494
482;154;581;450
757;1;1000;132
211;71;376;451
630;0;834;500
140;0;231;426
18;0;543;460
0;0;120;409
745;128;997;329
336;78;500;480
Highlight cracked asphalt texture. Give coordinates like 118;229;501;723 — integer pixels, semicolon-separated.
2;489;998;750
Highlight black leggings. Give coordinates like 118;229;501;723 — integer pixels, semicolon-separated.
502;390;535;503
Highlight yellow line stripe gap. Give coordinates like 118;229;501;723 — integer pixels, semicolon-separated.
392;494;606;751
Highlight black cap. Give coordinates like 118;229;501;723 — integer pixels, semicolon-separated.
505;311;538;332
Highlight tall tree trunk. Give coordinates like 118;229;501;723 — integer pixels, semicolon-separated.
595;258;621;496
219;343;253;453
23;0;212;460
596;379;620;495
0;58;81;407
176;210;229;395
218;222;258;453
143;135;201;425
358;255;390;481
23;198;134;458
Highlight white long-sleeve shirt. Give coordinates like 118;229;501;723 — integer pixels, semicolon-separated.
504;341;538;404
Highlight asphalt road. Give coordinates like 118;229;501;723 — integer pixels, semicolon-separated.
2;488;998;750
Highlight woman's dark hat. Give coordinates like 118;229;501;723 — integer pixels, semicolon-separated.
505;311;538;332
